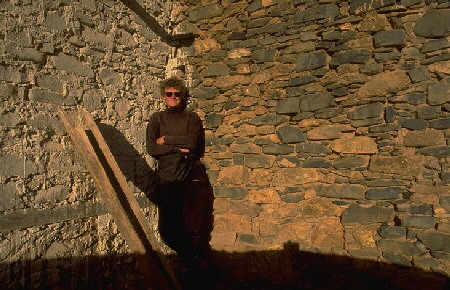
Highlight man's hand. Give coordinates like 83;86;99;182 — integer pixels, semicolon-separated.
156;136;165;145
157;136;189;153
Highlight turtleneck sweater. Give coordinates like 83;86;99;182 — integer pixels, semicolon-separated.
146;106;205;160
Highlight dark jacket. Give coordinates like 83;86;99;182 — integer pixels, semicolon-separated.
146;109;205;161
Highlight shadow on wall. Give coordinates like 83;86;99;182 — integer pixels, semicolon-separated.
118;0;197;47
97;123;158;202
1;242;448;290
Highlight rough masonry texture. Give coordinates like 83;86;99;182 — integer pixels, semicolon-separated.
183;0;450;288
1;0;450;289
0;0;176;288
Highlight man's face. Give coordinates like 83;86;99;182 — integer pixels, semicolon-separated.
163;87;183;108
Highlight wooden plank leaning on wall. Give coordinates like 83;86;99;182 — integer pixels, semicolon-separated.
59;107;180;290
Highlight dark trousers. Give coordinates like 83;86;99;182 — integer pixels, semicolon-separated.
156;163;214;262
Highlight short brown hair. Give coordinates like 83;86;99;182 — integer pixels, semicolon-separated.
159;76;188;98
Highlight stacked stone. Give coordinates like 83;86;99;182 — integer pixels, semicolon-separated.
0;0;174;288
181;0;450;278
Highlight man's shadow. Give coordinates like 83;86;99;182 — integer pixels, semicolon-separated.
98;123;157;202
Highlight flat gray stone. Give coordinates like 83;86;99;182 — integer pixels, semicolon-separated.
366;187;403;200
428;82;450;105
29;88;76;106
401;216;436;229
276;98;300;115
330;49;371;66
214;187;247;200
417;231;450;252
348;103;383;120
378;225;406;239
317;184;365;199
342;204;395;224
300;92;336;112
244;154;273;169
201;64;230;77
0;154;37;177
276;125;306;143
52;53;94;78
374;29;407;47
0;182;23;211
296;51;327;72
414;9;450;38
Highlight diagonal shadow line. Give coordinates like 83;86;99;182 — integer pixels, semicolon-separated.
119;0;197;47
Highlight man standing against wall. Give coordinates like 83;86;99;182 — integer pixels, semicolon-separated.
146;76;214;286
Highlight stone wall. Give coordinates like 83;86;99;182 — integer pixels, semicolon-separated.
178;0;450;284
0;0;183;288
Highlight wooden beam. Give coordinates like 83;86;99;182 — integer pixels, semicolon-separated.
59;107;180;290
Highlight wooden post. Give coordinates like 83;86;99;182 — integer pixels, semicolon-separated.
59;107;180;290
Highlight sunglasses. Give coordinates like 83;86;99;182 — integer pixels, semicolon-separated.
165;92;182;98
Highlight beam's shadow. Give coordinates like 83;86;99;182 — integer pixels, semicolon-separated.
1;243;449;290
119;0;197;47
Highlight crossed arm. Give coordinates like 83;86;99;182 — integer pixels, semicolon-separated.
156;136;190;152
146;113;204;158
